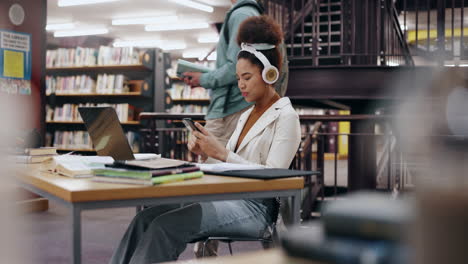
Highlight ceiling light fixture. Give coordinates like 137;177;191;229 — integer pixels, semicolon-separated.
54;28;109;37
58;0;121;7
46;23;75;31
113;39;162;48
168;0;213;13
112;15;178;25
159;42;187;51
183;49;210;59
197;35;219;43
145;22;209;31
445;64;468;67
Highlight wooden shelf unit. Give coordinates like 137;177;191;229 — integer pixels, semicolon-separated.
47;92;144;97
172;98;210;103
46;64;152;73
46;121;140;125
45;48;168;154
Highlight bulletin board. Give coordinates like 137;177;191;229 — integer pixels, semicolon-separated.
0;29;32;95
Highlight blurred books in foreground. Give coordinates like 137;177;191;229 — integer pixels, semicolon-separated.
281;192;412;264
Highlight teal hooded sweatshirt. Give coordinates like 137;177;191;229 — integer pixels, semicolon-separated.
199;0;261;120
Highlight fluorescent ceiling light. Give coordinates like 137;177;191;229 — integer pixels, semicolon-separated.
198;35;219;43
54;28;109;37
112;15;178;25
58;0;121;7
145;22;209;32
46;23;75;31
169;0;213;13
113;39;162;48
160;42;187;51
445;64;468;67
183;49;210;59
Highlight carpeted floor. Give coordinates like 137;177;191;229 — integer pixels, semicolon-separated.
18;201;264;264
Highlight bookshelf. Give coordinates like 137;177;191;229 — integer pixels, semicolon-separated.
45;47;167;154
166;79;211;115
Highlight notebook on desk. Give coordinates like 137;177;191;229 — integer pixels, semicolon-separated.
198;163;319;180
212;168;320;180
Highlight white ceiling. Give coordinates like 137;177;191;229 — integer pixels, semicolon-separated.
46;0;232;58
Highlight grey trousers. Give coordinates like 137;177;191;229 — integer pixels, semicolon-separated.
109;199;275;264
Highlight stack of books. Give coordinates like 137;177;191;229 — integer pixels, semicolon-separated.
16;147;58;163
281;192;411;264
92;165;203;185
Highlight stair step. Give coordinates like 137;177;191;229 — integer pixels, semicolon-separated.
295;31;341;37
319;11;342;16
319;2;342;7
308;21;341;26
287;42;341;48
289;55;343;60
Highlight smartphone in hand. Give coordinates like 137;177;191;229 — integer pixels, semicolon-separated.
182;118;201;132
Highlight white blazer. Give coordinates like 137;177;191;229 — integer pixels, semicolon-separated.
223;97;301;169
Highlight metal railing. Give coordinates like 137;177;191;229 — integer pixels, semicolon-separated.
261;0;415;67
396;0;468;65
139;112;409;207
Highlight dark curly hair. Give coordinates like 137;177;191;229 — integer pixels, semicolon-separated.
236;15;283;72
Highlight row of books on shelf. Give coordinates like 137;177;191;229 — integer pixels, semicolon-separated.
168;104;208;114
168;84;211;100
281;192;410;264
46;46;143;68
46;103;137;123
46;74;132;95
45;130;139;152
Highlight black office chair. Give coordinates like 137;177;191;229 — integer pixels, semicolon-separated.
198;199;280;257
200;234;274;256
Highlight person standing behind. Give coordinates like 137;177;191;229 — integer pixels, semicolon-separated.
183;0;263;148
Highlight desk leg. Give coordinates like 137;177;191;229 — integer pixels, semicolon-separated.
291;190;301;224
71;206;82;264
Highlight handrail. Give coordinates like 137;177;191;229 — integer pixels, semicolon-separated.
388;2;414;66
139;112;391;122
139;113;205;120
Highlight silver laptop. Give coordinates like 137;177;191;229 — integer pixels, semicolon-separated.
78;107;135;161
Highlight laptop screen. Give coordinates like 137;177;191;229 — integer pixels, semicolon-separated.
78;107;135;161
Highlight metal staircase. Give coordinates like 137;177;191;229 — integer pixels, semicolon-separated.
285;0;343;67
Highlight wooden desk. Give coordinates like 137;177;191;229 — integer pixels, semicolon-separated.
163;249;319;264
18;166;303;264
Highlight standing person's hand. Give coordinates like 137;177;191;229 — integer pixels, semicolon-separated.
187;134;208;161
192;123;229;162
182;72;202;88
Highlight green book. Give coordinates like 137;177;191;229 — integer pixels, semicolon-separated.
176;59;211;78
93;166;200;179
92;171;204;185
152;171;204;185
93;168;152;179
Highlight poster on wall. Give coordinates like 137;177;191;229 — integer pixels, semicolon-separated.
0;29;32;95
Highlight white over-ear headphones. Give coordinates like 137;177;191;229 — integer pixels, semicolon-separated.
239;43;279;85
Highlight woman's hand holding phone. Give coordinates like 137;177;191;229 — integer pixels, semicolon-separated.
191;123;229;162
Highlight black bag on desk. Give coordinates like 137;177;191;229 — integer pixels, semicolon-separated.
205;168;319;180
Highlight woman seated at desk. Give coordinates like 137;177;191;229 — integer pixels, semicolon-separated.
109;16;301;264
